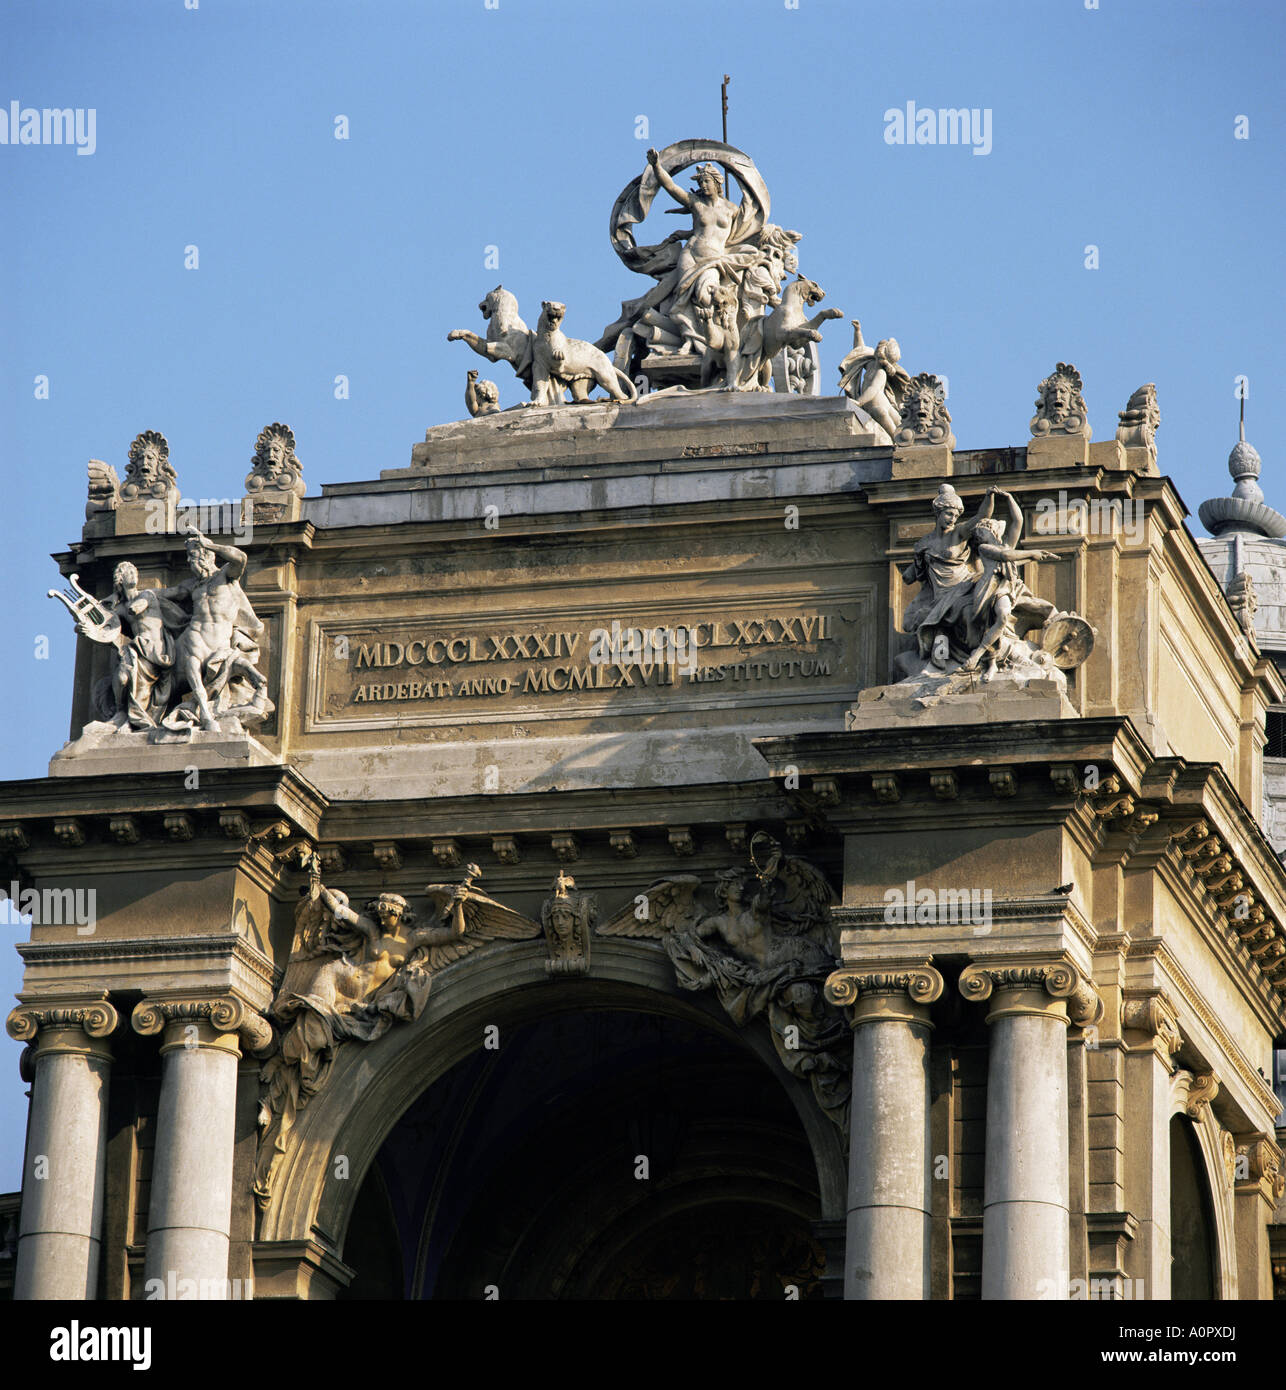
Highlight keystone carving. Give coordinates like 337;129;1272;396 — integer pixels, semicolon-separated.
542;870;597;976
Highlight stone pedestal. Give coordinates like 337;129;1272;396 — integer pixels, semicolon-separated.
826;963;943;1299
847;676;1077;730
960;960;1101;1300
5;1000;119;1300
137;1004;244;1299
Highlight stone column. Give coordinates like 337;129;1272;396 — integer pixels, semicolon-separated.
825;962;943;1299
5;996;119;1300
959;960;1101;1300
134;995;253;1300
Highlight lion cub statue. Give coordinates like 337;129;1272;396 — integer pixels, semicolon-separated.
531;301;638;406
699;282;741;389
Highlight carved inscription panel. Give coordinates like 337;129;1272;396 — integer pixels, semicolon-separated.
306;598;870;731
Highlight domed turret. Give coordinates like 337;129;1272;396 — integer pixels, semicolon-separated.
1199;400;1286;538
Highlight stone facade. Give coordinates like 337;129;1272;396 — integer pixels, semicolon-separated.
5;146;1286;1303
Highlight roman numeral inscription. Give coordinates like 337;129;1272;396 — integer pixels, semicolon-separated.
315;609;851;720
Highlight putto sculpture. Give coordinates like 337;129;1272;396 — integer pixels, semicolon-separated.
893;484;1094;687
464;369;500;417
836;322;911;443
598;832;849;1135
1030;362;1090;440
254;854;540;1205
48;525;273;743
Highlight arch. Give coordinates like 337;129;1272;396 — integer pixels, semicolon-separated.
258;937;847;1276
1167;1071;1238;1300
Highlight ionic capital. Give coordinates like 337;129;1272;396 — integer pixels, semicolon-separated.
1121;991;1183;1062
959;957;1103;1027
6;993;120;1053
825;962;943;1027
132;992;264;1054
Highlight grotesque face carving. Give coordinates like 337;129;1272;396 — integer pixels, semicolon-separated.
1044;378;1072;422
249;423;300;493
123;430;174;499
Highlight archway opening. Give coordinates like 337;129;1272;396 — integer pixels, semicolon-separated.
338;1007;825;1299
1169;1114;1217;1300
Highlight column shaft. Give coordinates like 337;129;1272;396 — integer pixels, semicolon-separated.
144;1021;241;1298
982;1000;1070;1299
847;1005;934;1298
13;1027;113;1300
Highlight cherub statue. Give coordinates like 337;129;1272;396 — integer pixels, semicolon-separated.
465;369;500;417
836;322;911;442
254;858;540;1205
598;832;848;1133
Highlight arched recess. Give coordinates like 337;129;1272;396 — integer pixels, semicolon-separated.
1168;1071;1238;1300
258;937;847;1290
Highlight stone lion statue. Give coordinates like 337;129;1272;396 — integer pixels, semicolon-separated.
531;300;638;406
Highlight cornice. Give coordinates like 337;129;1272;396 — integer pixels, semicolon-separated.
16;933;277;989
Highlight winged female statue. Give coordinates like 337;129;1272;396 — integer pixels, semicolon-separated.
598;833;849;1135
254;855;540;1205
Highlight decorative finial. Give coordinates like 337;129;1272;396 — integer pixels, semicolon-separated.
1197;396;1284;538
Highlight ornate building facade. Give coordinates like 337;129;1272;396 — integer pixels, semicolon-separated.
3;141;1285;1301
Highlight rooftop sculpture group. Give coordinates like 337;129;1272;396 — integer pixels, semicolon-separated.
450;139;847;403
49;429;277;748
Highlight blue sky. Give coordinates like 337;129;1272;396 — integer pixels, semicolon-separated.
1;0;1283;1188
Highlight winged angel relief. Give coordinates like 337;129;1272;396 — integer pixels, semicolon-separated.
599;833;851;1136
254;856;539;1205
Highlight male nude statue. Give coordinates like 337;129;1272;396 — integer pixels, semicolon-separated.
161;527;268;731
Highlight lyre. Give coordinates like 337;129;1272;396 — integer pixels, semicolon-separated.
47;573;124;647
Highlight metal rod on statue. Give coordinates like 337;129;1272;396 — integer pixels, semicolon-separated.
721;73;730;144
